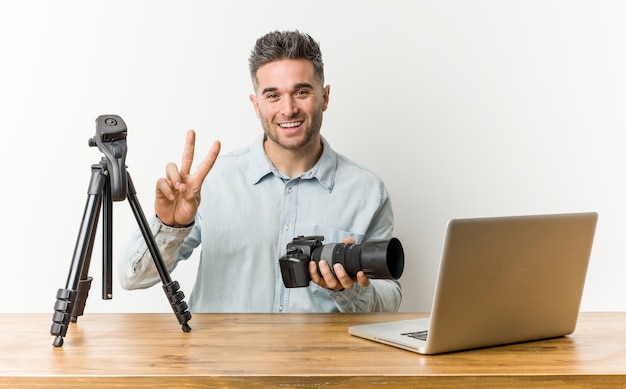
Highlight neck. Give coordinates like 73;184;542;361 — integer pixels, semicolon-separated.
263;136;323;178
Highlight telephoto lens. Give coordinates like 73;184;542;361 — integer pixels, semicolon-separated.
311;238;404;280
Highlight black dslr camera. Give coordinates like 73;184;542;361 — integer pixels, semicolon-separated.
279;235;404;288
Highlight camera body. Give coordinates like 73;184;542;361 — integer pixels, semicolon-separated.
279;236;325;288
279;235;404;288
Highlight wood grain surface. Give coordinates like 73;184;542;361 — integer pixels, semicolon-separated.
1;312;625;388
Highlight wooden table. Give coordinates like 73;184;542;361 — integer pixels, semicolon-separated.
1;312;625;388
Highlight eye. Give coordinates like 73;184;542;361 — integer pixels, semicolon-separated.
295;89;310;97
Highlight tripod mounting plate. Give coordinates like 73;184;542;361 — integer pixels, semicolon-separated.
89;114;128;201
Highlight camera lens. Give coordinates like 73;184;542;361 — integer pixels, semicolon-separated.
312;238;404;280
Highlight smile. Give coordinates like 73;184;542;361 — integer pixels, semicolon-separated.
279;121;303;129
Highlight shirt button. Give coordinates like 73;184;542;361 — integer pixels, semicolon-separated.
278;305;284;312
284;225;289;231
287;187;293;193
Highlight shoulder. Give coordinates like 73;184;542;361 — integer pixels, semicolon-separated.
202;136;269;185
327;149;389;203
334;151;385;185
210;142;255;170
199;143;252;184
322;137;384;183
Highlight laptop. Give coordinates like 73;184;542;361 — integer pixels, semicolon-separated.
349;212;598;354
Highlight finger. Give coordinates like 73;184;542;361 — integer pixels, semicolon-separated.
165;162;183;190
356;271;370;287
333;264;355;289
342;236;356;245
155;177;176;201
193;140;221;183
319;261;341;290
180;130;196;176
309;261;322;284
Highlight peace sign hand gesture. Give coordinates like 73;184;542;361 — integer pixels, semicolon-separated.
155;130;221;227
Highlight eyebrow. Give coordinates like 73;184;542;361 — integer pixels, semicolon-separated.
261;83;315;95
294;83;314;90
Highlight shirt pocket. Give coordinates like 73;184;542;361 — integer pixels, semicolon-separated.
312;225;365;245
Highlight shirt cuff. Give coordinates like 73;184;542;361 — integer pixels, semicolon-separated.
328;283;365;308
155;215;195;232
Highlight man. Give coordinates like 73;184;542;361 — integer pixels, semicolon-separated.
119;30;402;313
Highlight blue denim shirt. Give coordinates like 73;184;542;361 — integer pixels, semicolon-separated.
119;135;402;313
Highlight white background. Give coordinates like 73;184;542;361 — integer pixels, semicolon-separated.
1;0;625;314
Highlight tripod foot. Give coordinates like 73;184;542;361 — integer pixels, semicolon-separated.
53;336;64;347
163;281;192;332
50;288;78;347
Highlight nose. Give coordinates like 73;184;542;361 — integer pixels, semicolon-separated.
280;96;298;117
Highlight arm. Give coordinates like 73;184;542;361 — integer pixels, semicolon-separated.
118;130;220;288
328;279;402;313
118;216;196;290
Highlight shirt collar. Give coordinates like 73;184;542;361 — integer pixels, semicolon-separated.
249;135;336;192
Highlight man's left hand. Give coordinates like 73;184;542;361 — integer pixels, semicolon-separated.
308;237;371;291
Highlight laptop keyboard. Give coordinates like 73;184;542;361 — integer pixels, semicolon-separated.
401;330;428;341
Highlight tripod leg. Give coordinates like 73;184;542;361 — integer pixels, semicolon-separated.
125;172;192;332
50;166;106;347
102;173;113;300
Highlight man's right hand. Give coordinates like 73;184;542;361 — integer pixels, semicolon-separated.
155;130;221;227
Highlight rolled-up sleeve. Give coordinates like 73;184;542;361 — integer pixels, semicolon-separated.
118;216;193;290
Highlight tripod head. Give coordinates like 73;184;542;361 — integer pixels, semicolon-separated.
89;115;128;201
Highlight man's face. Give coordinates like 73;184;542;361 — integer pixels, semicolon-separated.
250;59;330;152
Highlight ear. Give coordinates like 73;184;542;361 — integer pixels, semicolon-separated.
249;94;260;118
322;85;330;111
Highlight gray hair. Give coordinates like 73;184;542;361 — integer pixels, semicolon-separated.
248;30;324;90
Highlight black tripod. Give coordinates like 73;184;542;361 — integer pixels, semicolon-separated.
50;115;192;347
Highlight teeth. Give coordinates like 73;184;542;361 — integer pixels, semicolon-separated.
279;122;302;128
